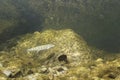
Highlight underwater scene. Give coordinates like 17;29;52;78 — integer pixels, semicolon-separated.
0;0;120;80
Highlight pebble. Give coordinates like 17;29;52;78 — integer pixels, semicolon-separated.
25;73;42;80
96;58;103;63
2;70;12;77
40;67;48;73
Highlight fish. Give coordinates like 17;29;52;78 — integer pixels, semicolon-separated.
27;44;55;53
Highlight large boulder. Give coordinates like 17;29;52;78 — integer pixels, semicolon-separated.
12;29;92;66
0;29;120;80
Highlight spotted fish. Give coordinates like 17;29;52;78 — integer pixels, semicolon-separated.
27;44;55;53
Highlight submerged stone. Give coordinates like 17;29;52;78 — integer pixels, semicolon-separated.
12;29;92;66
2;70;12;77
1;29;120;80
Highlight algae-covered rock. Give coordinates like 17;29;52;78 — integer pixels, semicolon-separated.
0;29;91;79
0;29;120;80
12;29;91;66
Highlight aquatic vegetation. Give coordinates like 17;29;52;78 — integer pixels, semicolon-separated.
0;0;120;80
12;29;91;65
0;29;120;80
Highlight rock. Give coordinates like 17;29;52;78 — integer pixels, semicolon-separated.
96;58;103;63
2;70;12;77
0;29;93;79
47;66;68;77
40;67;48;73
23;73;43;80
9;70;22;78
1;29;120;80
2;68;22;78
12;29;92;66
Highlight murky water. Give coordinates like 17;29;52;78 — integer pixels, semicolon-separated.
0;0;120;53
0;1;120;80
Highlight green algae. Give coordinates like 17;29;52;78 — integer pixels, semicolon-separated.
0;29;120;80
